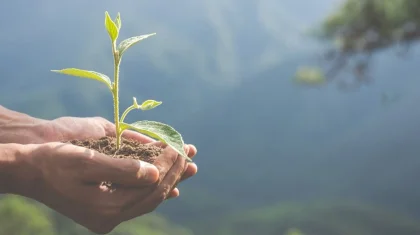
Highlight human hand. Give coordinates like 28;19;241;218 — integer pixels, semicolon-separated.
0;112;152;145
45;116;155;144
47;116;198;198
17;141;192;234
5;115;197;198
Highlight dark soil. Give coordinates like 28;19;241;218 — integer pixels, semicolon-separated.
69;136;163;190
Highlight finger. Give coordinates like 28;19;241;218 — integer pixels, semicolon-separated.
147;149;187;203
154;144;181;182
78;149;159;186
178;144;198;182
167;188;180;199
147;143;197;182
93;116;117;136
186;144;197;158
122;147;186;220
180;162;198;182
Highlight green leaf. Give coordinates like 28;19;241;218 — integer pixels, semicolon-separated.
114;12;121;31
105;11;119;42
121;121;191;161
51;68;113;91
117;33;156;56
140;99;162;110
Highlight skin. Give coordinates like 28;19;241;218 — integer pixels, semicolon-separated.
0;105;198;234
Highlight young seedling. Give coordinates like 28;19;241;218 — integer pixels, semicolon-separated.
51;11;191;162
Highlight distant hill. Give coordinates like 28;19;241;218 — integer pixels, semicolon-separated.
213;201;420;235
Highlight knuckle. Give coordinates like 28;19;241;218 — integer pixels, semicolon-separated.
93;116;113;127
44;120;66;142
77;151;96;169
36;121;56;143
157;185;171;201
87;118;108;136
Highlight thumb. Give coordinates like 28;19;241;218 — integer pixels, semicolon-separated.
80;153;160;186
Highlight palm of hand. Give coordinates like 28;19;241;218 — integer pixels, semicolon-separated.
47;116;198;192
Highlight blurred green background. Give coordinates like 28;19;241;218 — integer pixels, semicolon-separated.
2;0;420;234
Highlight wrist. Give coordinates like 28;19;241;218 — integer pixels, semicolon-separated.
0;143;43;197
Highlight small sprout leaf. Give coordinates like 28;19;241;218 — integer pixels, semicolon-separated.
114;12;121;31
132;97;140;109
105;11;119;42
51;68;113;91
121;121;191;161
117;33;156;56
140;99;162;110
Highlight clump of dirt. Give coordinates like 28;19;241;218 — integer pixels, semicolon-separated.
70;136;163;163
69;136;163;191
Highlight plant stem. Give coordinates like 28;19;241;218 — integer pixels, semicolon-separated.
120;105;136;124
112;43;122;149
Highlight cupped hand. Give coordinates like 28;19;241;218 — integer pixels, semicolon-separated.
23;141;190;234
46;116;198;198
